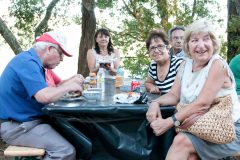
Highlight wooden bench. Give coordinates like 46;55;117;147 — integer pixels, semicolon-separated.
4;145;45;160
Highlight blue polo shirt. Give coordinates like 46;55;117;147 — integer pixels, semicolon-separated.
0;48;48;122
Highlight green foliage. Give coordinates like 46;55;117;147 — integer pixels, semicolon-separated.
9;0;43;30
9;0;44;47
122;48;150;79
4;0;229;78
108;0;224;78
228;15;240;60
8;0;80;49
220;40;228;59
96;0;114;9
9;0;50;48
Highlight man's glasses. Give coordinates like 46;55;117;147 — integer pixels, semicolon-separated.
172;36;184;40
149;44;166;52
52;46;64;60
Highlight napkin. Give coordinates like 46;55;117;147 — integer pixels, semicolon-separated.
113;92;148;104
113;92;140;104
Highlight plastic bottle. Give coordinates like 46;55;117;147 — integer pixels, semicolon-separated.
97;68;105;92
115;67;124;87
117;67;124;77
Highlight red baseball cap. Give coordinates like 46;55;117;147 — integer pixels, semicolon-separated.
35;31;72;57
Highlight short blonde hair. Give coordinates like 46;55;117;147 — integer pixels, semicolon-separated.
183;19;220;57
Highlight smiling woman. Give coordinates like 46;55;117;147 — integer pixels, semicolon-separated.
144;29;184;95
146;19;240;160
87;28;121;77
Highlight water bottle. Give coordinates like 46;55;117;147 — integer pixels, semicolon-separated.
115;67;124;87
97;68;105;92
117;67;124;77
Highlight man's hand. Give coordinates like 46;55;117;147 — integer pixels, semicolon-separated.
63;74;85;86
67;82;83;93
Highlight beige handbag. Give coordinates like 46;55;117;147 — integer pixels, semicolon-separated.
176;95;236;144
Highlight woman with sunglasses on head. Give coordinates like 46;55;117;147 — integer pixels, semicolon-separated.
144;30;184;95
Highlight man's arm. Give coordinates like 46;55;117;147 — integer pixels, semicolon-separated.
35;77;84;104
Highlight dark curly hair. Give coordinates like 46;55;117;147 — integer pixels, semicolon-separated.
145;30;169;51
94;28;114;55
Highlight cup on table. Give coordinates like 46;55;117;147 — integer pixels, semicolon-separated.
115;76;123;88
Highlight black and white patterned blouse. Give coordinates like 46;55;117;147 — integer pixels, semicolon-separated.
148;55;183;94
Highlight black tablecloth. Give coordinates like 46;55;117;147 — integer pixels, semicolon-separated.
43;79;176;160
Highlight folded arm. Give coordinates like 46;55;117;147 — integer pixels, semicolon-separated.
145;76;160;94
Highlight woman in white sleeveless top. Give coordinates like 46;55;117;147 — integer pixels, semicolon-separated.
87;28;120;77
146;19;240;159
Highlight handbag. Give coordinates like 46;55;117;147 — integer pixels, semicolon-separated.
176;95;236;144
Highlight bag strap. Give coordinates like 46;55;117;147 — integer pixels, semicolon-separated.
178;112;204;129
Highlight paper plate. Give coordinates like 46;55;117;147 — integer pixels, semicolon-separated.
59;95;85;102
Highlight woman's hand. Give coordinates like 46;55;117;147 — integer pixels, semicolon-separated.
146;101;161;123
150;117;173;136
99;63;117;76
149;86;160;94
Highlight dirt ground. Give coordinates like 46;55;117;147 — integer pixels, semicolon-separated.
0;139;13;160
0;138;238;160
0;139;14;160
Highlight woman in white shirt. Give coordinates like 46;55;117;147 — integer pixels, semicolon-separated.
87;28;120;76
146;19;240;159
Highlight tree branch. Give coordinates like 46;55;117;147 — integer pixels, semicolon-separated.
233;0;240;16
191;0;197;18
0;17;22;54
82;0;95;11
121;0;137;18
35;0;60;38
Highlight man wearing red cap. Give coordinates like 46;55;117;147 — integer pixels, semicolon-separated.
0;31;84;160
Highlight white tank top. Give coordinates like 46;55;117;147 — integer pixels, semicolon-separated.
92;49;117;78
179;54;240;121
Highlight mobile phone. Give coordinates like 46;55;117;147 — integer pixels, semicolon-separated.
104;63;110;67
100;63;110;67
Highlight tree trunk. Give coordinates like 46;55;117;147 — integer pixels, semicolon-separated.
78;0;96;77
227;0;240;62
0;18;22;55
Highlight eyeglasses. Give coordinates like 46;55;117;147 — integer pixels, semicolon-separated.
149;44;167;52
52;46;64;60
172;36;184;40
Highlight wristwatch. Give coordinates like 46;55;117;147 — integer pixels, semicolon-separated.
171;114;181;127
